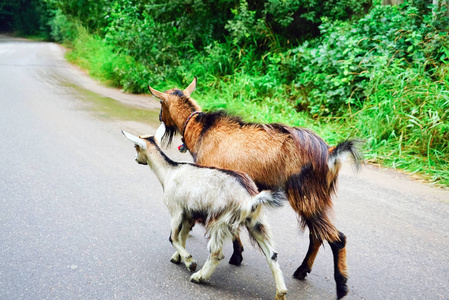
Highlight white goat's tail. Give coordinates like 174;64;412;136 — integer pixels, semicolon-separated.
249;190;286;213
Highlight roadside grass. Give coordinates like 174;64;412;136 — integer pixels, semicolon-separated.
63;28;449;188
350;67;449;186
64;25;137;89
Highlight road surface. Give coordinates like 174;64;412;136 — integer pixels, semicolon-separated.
1;35;448;300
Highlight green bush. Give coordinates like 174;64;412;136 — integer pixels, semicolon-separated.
290;2;449;116
49;9;79;43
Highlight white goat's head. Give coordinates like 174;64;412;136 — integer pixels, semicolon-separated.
122;122;166;165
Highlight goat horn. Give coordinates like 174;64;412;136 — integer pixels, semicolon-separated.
121;130;147;150
183;76;197;97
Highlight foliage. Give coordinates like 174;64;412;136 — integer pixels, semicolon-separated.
65;24;151;92
0;0;55;38
289;3;449;116
349;65;449;185
50;0;110;32
48;9;79;43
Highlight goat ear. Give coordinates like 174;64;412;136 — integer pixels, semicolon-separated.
148;86;168;103
121;130;147;150
183;77;197;97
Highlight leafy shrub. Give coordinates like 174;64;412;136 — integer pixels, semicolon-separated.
290;2;449;116
49;9;79;43
51;0;110;32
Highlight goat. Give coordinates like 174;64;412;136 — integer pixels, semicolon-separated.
122;126;288;300
148;78;364;299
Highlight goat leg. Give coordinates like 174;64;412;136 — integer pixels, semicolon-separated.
170;219;194;265
228;235;244;266
329;231;348;299
293;233;322;280
191;231;225;283
170;216;197;272
246;218;287;300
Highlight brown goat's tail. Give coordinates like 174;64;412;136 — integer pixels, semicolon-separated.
328;140;364;174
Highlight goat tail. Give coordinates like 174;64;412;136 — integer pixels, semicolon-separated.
249;190;286;212
328;139;364;173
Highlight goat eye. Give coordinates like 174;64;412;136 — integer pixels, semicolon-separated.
160;100;163;104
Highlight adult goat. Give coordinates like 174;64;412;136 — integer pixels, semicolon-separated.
122;127;288;300
149;78;363;299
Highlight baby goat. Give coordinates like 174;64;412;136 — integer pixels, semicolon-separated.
122;126;288;300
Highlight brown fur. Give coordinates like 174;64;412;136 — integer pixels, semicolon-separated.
149;79;362;299
178;109;339;241
338;247;348;279
306;236;322;269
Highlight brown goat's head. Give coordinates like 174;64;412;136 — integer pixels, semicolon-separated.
148;77;200;146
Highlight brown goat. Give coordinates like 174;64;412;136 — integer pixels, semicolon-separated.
149;78;363;299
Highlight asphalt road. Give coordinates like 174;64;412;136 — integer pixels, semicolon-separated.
1;35;448;300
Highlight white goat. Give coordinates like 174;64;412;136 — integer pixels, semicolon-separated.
122;124;288;300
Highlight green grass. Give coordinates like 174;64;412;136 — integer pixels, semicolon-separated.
348;67;449;186
64;25;138;90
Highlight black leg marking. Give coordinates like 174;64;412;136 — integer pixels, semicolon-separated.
229;237;244;266
329;231;348;299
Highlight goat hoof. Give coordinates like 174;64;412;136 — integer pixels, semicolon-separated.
337;283;348;299
228;253;243;266
170;253;181;264
293;265;310;280
190;272;203;284
275;291;287;300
